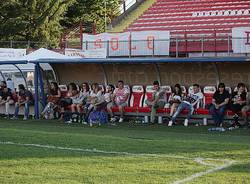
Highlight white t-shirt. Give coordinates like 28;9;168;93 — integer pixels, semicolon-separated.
114;87;130;104
6;80;15;92
71;92;85;104
104;92;112;103
183;92;203;106
90;90;103;103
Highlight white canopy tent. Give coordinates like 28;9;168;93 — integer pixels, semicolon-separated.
0;48;79;91
0;48;76;73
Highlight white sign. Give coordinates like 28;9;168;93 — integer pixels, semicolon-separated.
232;27;250;53
0;48;26;60
82;31;170;56
65;48;107;58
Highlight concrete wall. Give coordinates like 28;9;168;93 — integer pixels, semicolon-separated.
53;62;250;87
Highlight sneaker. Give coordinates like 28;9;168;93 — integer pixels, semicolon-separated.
4;114;10;119
89;122;93;127
110;117;116;122
118;117;124;123
168;120;173;127
23;117;28;121
11;116;18;120
65;119;73;124
184;119;188;127
82;121;88;125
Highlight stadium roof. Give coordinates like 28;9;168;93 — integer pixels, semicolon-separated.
0;59;27;65
30;56;250;64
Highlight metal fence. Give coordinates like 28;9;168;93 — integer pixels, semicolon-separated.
0;41;48;49
2;36;250;58
80;36;249;58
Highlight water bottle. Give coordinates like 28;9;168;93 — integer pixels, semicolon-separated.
208;127;216;131
158;116;163;124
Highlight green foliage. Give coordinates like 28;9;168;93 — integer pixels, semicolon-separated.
0;0;121;47
62;0;121;33
0;0;75;47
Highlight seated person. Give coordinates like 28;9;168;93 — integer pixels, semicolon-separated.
12;84;34;120
41;82;61;119
80;82;90;105
69;85;85;123
168;84;183;117
88;84;111;126
58;83;75;120
168;84;203;127
104;84;115;106
209;83;230;127
0;81;15;118
145;81;166;124
229;83;247;127
241;92;250;126
107;80;130;123
82;83;104;124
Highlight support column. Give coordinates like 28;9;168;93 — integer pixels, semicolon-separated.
34;64;39;119
101;64;108;86
212;62;221;86
13;64;28;89
37;64;46;107
154;63;162;85
0;70;6;81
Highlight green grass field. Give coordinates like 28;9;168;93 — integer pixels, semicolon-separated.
0;119;250;184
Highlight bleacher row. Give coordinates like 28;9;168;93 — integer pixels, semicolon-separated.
58;84;250;124
126;0;250;50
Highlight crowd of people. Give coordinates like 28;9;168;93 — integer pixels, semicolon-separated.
0;79;250;128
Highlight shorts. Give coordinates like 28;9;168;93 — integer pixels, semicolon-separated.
242;105;250;112
107;101;127;109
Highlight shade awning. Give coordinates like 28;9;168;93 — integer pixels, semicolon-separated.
29;56;250;64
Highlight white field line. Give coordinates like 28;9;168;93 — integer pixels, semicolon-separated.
0;141;235;184
172;160;235;184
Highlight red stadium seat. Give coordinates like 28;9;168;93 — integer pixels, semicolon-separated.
124;85;144;112
125;0;250;53
138;85;154;113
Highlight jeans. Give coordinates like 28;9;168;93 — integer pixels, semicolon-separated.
209;104;227;127
171;102;194;123
14;102;30;118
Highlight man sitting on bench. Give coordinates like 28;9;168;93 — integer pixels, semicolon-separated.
0;81;14;118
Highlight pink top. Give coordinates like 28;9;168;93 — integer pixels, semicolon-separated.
114;87;130;104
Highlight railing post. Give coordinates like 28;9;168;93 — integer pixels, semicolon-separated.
129;39;132;58
107;40;109;58
152;38;155;57
123;0;126;12
27;41;30;49
10;40;13;48
175;37;178;58
86;41;88;50
201;36;204;57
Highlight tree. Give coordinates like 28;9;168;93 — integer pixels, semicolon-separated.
0;0;75;47
62;0;121;33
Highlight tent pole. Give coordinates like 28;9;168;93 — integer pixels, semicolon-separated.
34;64;39;119
0;70;6;81
37;64;46;107
13;64;28;89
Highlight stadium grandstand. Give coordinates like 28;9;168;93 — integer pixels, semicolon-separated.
1;0;250;183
